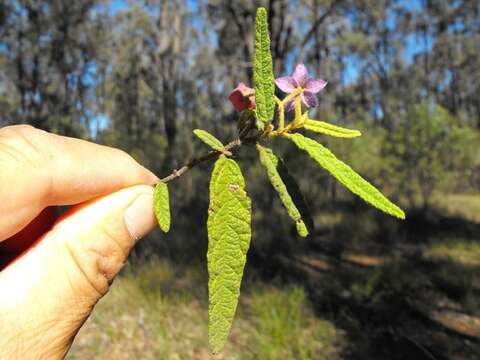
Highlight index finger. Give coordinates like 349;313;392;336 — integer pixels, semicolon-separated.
0;125;158;241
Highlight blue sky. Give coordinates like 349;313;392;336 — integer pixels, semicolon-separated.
110;0;127;14
109;0;200;14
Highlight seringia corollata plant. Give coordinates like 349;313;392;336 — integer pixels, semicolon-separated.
152;7;405;354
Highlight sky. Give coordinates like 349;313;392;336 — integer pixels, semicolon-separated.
110;0;128;14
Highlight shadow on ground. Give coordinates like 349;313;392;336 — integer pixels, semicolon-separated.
249;205;480;360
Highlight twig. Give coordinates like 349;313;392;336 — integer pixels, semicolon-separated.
399;332;438;360
157;138;242;184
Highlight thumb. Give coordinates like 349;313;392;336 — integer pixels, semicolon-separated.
0;185;156;359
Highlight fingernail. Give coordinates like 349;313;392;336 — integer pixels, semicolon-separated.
124;192;155;242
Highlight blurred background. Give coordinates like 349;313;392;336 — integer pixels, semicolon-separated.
1;0;479;358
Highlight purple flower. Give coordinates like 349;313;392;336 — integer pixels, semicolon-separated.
229;82;256;112
275;63;327;111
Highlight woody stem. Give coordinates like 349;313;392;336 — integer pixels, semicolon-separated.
157;138;242;184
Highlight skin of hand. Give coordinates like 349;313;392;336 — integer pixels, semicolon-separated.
0;125;158;359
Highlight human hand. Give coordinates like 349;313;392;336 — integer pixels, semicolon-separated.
0;125;158;359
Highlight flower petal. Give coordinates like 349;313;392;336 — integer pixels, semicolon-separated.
301;91;318;108
229;91;246;112
275;76;298;93
292;63;308;87
285;99;295;112
305;78;327;93
236;82;255;97
248;95;256;109
229;83;256;112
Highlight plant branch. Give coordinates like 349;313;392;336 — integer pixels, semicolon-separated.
300;0;343;48
157;138;242;184
156;87;308;184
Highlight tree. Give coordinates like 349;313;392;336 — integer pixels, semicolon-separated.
383;102;477;209
0;0;107;135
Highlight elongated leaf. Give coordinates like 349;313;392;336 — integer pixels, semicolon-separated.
153;182;171;232
193;129;224;151
289;133;405;219
257;144;312;237
207;155;252;353
304;119;361;138
253;7;275;124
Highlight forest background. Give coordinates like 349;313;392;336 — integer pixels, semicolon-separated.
1;1;479;359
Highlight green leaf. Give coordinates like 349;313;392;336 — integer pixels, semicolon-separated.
253;7;275;124
288;133;405;219
304;119;362;138
193;129;224;151
257;144;312;237
153;182;171;232
207;155;252;353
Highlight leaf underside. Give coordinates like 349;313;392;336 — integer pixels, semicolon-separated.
289;133;405;219
193;129;224;151
253;7;275;125
257;144;312;237
304;119;362;138
207;155;252;353
153;182;171;232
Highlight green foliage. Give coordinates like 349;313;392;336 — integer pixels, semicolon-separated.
193;129;224;151
149;8;410;353
249;286;339;360
253;7;275;126
153;182;171;233
304;118;361;138
257;144;311;237
207;155;252;353
383;103;479;207
288;133;405;219
7;1;480;356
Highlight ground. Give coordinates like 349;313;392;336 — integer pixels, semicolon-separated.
68;194;480;359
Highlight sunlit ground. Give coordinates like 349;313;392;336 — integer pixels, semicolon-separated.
69;193;480;359
68;259;340;360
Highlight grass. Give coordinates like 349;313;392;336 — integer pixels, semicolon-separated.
424;239;480;266
247;286;338;360
68;258;342;360
433;193;480;223
68;192;480;359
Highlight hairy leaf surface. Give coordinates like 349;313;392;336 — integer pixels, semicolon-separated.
289;133;405;219
257;144;312;237
193;129;224;151
253;7;275;125
304;119;361;138
207;155;252;353
153;182;171;232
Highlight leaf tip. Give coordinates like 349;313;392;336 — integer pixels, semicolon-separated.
296;221;309;237
256;6;267;17
395;208;406;220
159;221;170;233
385;203;406;220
